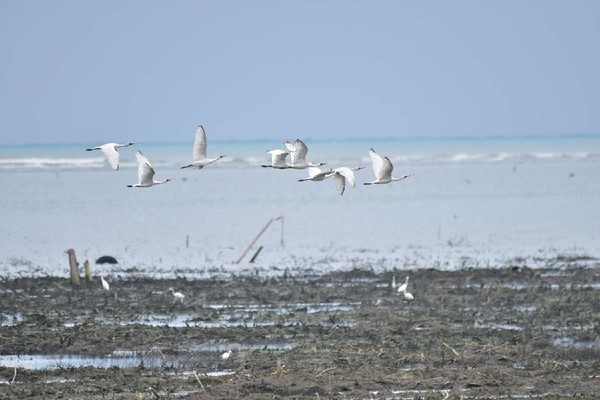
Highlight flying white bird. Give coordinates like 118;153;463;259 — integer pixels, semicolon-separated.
100;275;110;291
330;166;365;195
397;276;409;293
127;151;172;188
298;166;334;182
363;148;412;185
167;288;185;303
86;142;134;171
181;125;227;169
262;149;291;169
283;139;326;169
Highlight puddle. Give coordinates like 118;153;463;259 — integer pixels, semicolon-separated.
1;313;23;326
0;353;174;370
552;337;600;349
474;322;523;331
71;302;360;329
0;339;297;371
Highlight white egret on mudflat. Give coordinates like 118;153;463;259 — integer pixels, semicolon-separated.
397;276;409;293
86;142;134;171
167;288;185;303
181;125;227;169
127;151;172;188
100;275;110;291
364;148;412;185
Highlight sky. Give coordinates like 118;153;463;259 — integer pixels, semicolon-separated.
1;0;599;145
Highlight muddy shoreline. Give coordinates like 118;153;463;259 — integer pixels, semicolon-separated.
1;263;600;399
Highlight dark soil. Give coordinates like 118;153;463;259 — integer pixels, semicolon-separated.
1;263;600;399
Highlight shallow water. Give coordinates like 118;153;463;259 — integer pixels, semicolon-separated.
1;136;600;277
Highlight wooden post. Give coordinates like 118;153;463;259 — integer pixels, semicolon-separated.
276;214;284;247
67;249;80;286
84;260;93;282
249;246;264;263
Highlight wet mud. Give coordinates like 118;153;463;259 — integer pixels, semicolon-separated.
1;262;600;399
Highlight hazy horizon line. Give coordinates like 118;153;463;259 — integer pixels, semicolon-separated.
1;132;599;147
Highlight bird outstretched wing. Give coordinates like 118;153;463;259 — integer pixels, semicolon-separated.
193;125;208;161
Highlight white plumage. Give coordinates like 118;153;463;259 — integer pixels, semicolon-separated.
181;125;227;169
100;275;110;291
330;166;365;195
127;151;172;188
167;287;185;303
86;142;134;171
396;276;409;293
262;149;291;169
364;148;412;185
282;139;326;169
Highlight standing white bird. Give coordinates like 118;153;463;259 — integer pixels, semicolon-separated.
391;276;397;290
86;142;134;171
363;148;412;185
284;139;326;169
221;350;232;360
403;291;414;301
181;125;227;169
330;166;365;195
167;288;185;303
100;275;110;291
127;151;172;188
397;276;409;293
262;149;291;169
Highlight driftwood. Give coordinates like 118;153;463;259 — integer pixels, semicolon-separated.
235;215;284;264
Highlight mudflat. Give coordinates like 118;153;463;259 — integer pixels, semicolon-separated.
1;261;599;399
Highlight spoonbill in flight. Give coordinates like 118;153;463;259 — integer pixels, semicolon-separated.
127;151;172;188
181;125;227;169
86;142;134;171
262;149;291;169
284;139;326;169
330;166;365;195
298;166;334;182
364;148;412;185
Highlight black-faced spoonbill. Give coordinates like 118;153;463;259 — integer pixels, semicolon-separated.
284;139;326;169
86;142;134;171
298;166;334;182
262;149;291;169
181;125;227;169
127;151;172;188
364;148;412;185
330;166;365;195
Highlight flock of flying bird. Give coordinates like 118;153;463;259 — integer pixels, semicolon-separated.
86;124;413;195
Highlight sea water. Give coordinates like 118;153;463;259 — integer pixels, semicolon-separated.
1;136;599;278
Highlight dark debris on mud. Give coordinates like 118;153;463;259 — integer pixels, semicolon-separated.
1;264;600;399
